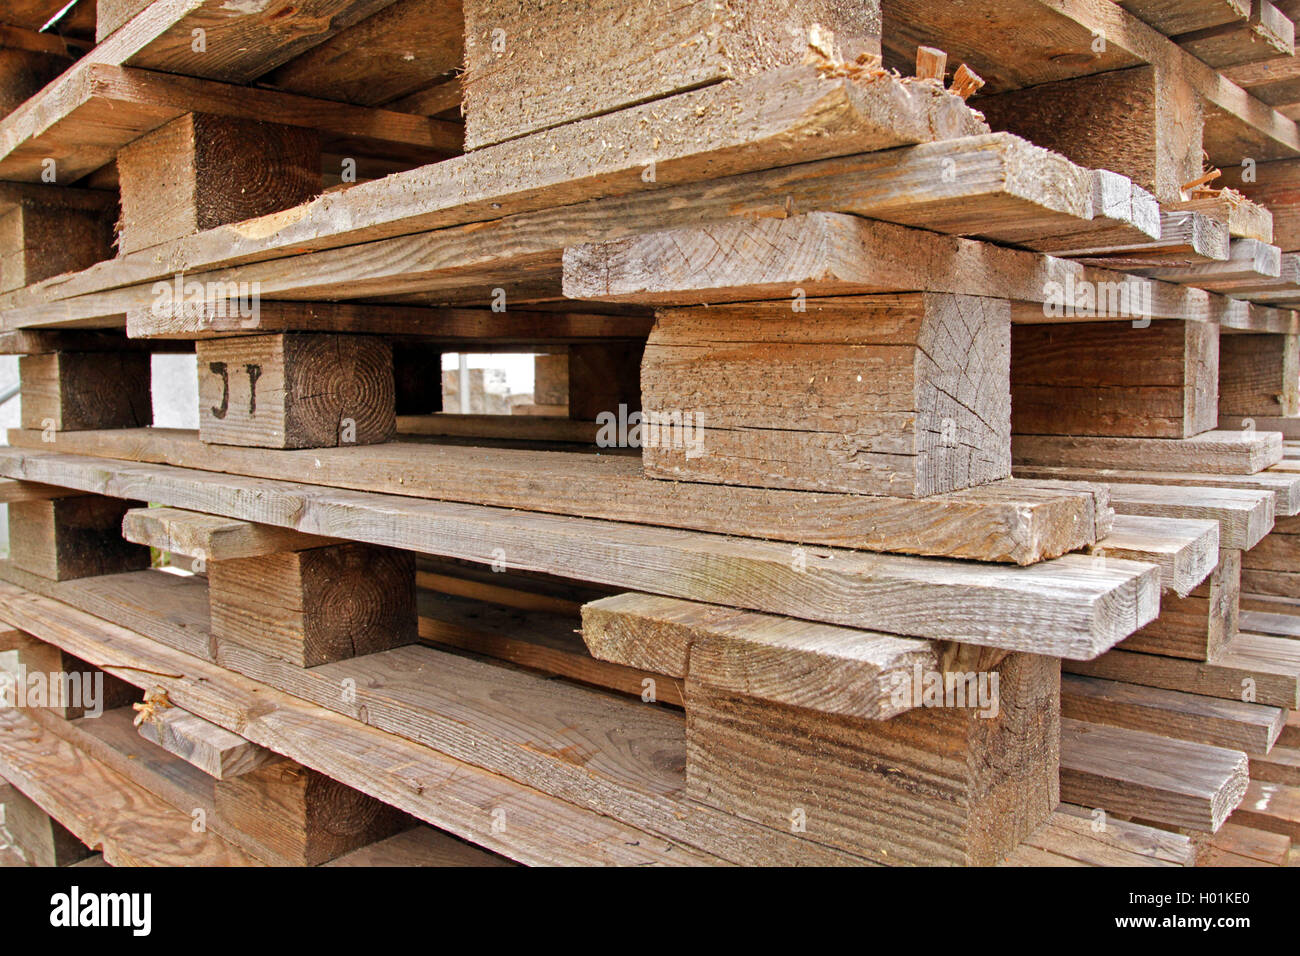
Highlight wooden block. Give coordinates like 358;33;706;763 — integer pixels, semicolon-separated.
116;112;320;255
1061;673;1285;756
136;705;274;780
1013;430;1284;475
19;352;152;432
684;652;1059;865
568;342;640;422
196;334;395;449
1123;549;1241;660
8;495;150;581
977;66;1202;203
1012;320;1219;438
121;507;339;562
213;757;408;865
640;294;1011;497
461;0;883;149
532;353;568;408
1219;333;1300;418
9;634;138;720
208;543;416;667
0;195;114;294
0;44;71;118
1060;718;1247;832
0;783;91;866
581;592;939;720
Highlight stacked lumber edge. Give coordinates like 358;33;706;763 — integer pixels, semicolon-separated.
3;0;1300;869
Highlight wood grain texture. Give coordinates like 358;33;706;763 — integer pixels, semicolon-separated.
1104;481;1274;551
1013;429;1285;474
0;778;91;866
0;198;114;295
197;334;395;449
1062;672;1284;754
978;65;1201;202
1012;320;1218;438
19;352;151;431
209;543;416;667
685;652;1060;865
8;495;149;581
136;704;274;780
1060;717;1247;831
1123;548;1241;659
6;426;1109;564
1089;514;1219;597
642;294;1010;496
461;0;881;148
1002;802;1194;866
122;506;340;561
1017;461;1300;516
581;592;938;720
1219;332;1300;417
0;448;1160;658
117;112;321;255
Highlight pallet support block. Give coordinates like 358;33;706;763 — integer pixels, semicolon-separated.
640;294;1011;496
207;542;417;667
7;495;150;581
977;65;1202;203
116;112;321;255
684;651;1060;865
213;757;408;865
0;783;92;866
568;341;642;422
8;632;139;721
1013;320;1219;438
1123;549;1241;660
19;352;152;432
0;193;115;294
196;334;395;448
1218;332;1300;420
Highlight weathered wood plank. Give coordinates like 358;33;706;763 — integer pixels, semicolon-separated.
1013;429;1284;474
135;704;275;780
1090;514;1219;597
0;447;1160;657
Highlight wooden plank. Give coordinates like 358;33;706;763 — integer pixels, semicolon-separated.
1013;429;1284;474
1003;803;1195;866
0;577;822;865
1017;462;1300;515
128;300;654;342
1104;482;1274;551
19;352;151;431
8;495;149;581
1175;2;1295;69
684;652;1059;866
1090;514;1219;596
0;706;260;866
1252;743;1300;784
581;592;939;720
0;479;80;504
136;704;274;780
1117;0;1252;36
1060;717;1247;831
1036;209;1231;264
0;447;1161;658
1012;320;1218;439
1061;673;1284;754
1066;632;1300;708
641;294;1011;496
197;334;395;449
5;427;1112;565
460;0;882;149
326;826;513;867
1167;193;1274;243
0;63;459;183
1122;549;1241;659
122;507;340;561
1232;779;1300;839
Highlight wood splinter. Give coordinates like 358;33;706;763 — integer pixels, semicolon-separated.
950;63;985;99
915;46;948;82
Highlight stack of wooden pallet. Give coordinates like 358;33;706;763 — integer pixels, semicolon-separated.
1;0;1300;868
